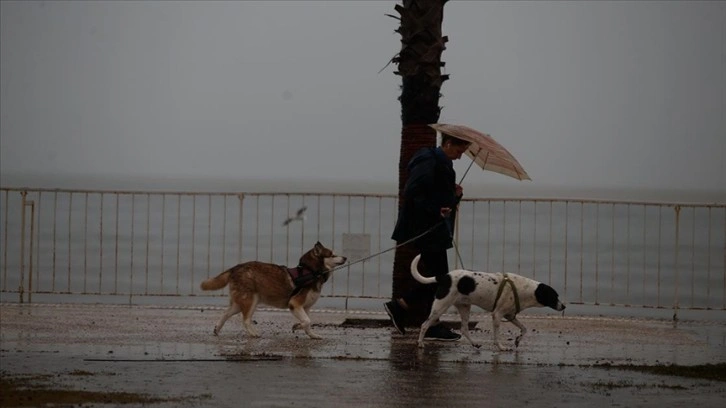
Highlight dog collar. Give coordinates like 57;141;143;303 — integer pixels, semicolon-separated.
297;262;320;275
493;274;521;315
289;264;318;282
286;263;327;294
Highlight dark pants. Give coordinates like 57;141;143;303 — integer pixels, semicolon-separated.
401;247;449;318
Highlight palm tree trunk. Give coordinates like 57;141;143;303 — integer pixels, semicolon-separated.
391;0;449;326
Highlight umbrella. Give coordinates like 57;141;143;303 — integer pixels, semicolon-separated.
429;123;531;182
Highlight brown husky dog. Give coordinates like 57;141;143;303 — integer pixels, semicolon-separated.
200;241;346;339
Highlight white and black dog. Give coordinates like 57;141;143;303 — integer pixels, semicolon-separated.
411;255;566;350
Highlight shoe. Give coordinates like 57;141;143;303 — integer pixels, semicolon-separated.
384;301;406;335
423;324;461;342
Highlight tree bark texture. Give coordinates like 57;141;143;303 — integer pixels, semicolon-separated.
391;0;448;326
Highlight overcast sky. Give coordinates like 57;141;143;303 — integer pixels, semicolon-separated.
1;1;724;197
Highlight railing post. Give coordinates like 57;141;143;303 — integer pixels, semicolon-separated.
454;207;461;269
19;191;26;303
27;199;35;304
17;191;35;303
238;193;245;264
673;205;681;321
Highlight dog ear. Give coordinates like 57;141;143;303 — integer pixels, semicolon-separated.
313;241;323;255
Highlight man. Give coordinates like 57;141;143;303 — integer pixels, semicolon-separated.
385;133;470;341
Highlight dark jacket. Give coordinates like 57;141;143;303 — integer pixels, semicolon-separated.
391;147;459;251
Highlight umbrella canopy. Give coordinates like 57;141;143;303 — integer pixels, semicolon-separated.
429;123;531;181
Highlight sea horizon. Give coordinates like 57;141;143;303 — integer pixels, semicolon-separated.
1;172;724;204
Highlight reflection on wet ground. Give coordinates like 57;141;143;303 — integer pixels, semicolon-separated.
1;304;725;407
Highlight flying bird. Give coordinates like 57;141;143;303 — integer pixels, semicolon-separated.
282;206;307;226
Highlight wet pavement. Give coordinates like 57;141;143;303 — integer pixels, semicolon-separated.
1;303;725;407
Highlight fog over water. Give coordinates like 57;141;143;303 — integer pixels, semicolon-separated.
1;1;724;202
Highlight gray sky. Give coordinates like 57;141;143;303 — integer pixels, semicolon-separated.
1;1;724;197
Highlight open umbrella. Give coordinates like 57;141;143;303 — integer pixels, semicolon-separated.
429;123;531;182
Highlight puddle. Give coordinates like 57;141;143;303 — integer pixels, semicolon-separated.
2;304;724;407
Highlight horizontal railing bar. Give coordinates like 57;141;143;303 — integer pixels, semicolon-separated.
0;187;397;199
461;197;725;208
2;187;724;208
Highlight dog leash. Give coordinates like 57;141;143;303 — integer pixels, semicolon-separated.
449;231;466;270
327;220;448;274
335;224;517;314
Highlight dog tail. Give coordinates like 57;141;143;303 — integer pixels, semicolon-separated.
410;254;437;284
200;269;232;291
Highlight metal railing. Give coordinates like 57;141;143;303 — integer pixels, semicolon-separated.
1;187;724;315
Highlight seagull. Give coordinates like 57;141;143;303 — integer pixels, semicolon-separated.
282;206;307;226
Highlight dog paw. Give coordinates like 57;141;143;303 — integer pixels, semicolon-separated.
308;333;322;340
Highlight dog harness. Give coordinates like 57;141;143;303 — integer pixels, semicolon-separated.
285;263;327;295
492;273;521;315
